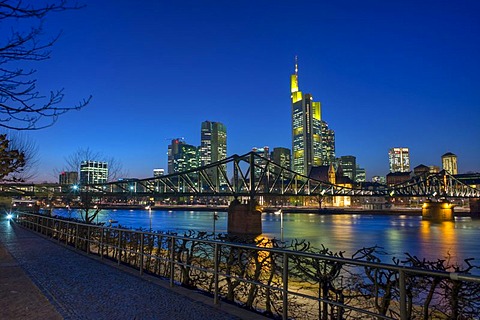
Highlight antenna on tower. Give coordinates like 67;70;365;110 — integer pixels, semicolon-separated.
294;55;298;75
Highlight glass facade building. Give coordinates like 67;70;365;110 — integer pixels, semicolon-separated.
388;148;410;173
442;152;458;174
199;121;227;166
291;58;335;175
80;161;108;184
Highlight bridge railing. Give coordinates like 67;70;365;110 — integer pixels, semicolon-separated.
12;212;480;319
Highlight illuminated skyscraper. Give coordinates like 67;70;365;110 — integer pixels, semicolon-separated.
291;57;334;175
80;161;108;184
199;121;227;166
173;144;198;173
271;147;291;174
168;138;198;173
168;138;185;174
442;152;458;174
388;148;410;173
339;155;356;181
252;146;270;179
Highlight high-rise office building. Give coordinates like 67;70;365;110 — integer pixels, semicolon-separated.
199;121;227;166
199;121;227;184
388;148;410;173
59;171;78;185
80;161;108;184
355;166;366;182
441;152;458;174
339;156;356;181
271;147;291;174
291;57;335;175
168;138;185;174
252;146;270;179
321;120;335;165
173;144;198;173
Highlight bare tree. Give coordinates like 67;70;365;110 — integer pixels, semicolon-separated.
59;147;127;182
0;133;25;180
1;131;38;181
0;0;91;130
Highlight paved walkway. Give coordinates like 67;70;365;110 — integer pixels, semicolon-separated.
0;216;268;320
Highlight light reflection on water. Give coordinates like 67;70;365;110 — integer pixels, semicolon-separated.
53;208;480;265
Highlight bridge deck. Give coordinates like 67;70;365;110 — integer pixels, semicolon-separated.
0;216;267;320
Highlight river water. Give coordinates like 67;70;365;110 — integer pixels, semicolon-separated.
52;208;480;267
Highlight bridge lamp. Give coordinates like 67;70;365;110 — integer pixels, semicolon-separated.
72;184;79;191
6;213;13;220
129;185;135;192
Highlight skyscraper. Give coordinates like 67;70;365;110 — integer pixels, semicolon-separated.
168;138;198;174
321;121;336;165
442;152;458;174
80;161;108;184
291;57;335;175
199;121;227;166
388;148;410;173
167;138;185;174
271;147;291;174
339;155;356;181
252;146;270;179
173;144;198;173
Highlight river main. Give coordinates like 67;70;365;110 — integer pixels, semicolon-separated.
53;208;480;266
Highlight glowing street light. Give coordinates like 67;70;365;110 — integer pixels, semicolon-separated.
213;212;218;237
274;209;283;242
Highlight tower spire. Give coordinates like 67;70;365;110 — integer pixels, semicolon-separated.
294;55;298;75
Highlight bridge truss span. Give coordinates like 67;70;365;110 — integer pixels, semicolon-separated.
84;152;479;199
1;152;479;199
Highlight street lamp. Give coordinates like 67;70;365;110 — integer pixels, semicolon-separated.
274;209;283;242
213;212;218;237
148;206;152;230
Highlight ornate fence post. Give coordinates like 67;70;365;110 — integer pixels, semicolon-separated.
139;232;144;275
399;269;407;320
214;242;220;305
86;225;90;254
100;227;104;259
118;230;122;265
282;252;289;320
170;235;176;288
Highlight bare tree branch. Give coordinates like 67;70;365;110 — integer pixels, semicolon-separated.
0;0;91;130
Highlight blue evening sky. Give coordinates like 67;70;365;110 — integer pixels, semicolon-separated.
23;0;479;181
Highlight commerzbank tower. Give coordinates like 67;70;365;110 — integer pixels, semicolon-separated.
290;57;335;176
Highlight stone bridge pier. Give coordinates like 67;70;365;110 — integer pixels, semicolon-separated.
227;198;262;235
470;198;480;218
422;200;454;221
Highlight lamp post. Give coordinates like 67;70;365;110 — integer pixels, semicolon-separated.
274;209;283;242
148;206;152;230
213;212;218;237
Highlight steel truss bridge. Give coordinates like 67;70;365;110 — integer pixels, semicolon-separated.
1;152;479;199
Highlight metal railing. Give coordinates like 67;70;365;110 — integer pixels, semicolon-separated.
12;212;480;319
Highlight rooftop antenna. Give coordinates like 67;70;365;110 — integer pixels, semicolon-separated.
294;55;298;75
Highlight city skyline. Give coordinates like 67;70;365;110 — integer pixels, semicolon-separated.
13;1;479;182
